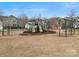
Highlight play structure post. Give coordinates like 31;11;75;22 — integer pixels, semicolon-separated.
58;19;61;37
64;19;67;37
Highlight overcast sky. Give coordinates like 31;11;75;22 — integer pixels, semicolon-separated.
0;2;79;18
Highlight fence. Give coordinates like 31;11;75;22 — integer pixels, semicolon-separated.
0;24;25;36
0;19;78;37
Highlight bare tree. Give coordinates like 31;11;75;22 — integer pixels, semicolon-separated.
69;9;76;19
17;12;28;28
18;12;28;20
68;9;76;35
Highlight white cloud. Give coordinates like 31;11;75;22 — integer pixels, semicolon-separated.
6;8;48;13
64;5;77;8
13;8;19;10
63;2;78;8
27;8;48;12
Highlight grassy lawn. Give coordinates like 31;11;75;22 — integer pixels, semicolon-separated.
0;29;79;56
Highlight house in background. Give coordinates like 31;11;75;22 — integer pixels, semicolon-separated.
63;17;79;29
8;15;17;27
73;19;79;28
0;16;17;30
0;21;3;31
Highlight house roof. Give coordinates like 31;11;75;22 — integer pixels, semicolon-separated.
0;16;17;21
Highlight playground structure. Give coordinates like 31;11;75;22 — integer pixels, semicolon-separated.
25;19;48;32
0;17;78;37
21;18;56;35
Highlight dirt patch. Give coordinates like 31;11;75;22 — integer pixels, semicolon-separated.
20;31;56;36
